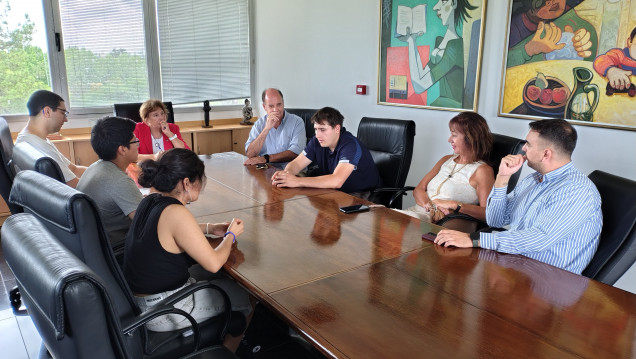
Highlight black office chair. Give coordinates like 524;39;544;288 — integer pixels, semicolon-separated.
285;108;317;144
436;133;525;230
114;101;175;123
0;117;21;214
12;141;66;183
9;170;245;358
582;170;636;285
1;213;238;359
356;117;416;209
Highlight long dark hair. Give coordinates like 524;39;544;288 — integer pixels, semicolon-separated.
138;148;204;192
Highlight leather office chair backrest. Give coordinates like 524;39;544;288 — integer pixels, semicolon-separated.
10;170;241;358
12;141;65;183
583;170;636;285
285;108;317;143
1;213;238;359
2;213;129;359
357;117;416;207
0;117;21;213
114;101;175;123
490;133;525;193
9;170;145;356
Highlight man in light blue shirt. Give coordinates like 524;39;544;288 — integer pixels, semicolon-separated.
243;88;305;167
435;119;602;274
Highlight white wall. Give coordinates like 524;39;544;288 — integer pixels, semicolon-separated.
253;0;636;293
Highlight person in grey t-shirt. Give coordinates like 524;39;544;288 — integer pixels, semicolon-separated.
77;117;143;257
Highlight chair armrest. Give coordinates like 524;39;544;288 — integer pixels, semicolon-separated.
122;306;201;351
436;213;488;231
371;186;415;208
158;281;232;341
123;281;234;355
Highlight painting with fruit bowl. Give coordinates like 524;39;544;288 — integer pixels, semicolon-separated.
523;73;570;117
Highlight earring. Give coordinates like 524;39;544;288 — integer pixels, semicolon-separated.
185;189;192;205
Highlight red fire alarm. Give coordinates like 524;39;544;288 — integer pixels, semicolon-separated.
356;85;367;95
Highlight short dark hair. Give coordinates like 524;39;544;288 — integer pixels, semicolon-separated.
311;107;344;128
449;111;493;162
91;116;136;161
630;27;636;42
26;90;64;116
261;88;284;103
528;119;577;157
138;148;205;192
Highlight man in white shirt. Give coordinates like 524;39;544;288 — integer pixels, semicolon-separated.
15;90;86;187
243;88;305;167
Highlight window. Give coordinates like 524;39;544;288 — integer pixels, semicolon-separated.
0;0;251;115
0;0;52;114
156;0;251;104
59;0;149;108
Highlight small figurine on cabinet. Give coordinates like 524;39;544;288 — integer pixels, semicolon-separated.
241;98;253;125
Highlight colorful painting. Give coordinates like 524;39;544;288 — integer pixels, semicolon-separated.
378;0;487;111
499;0;636;131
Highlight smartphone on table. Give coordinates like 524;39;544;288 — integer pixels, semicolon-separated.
339;204;370;214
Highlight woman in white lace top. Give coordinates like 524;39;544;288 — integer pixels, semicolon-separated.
399;112;494;225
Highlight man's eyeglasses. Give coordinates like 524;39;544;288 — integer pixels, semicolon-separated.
129;138;140;145
54;108;70;117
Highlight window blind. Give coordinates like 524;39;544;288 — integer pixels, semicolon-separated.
59;0;149;108
156;0;250;104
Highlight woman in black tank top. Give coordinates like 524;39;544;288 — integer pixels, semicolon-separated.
123;148;250;352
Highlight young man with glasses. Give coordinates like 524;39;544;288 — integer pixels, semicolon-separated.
77;116;143;259
16;89;87;187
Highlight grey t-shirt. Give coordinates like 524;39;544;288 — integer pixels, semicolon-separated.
77;160;142;248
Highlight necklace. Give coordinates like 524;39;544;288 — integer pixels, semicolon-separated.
152;135;163;153
432;159;467;197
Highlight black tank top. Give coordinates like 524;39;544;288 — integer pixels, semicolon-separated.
124;193;195;294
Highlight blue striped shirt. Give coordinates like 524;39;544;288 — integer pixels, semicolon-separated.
481;162;602;274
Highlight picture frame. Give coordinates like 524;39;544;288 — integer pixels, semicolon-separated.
498;0;636;131
377;0;488;112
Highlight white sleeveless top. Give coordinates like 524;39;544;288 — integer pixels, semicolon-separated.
426;154;484;205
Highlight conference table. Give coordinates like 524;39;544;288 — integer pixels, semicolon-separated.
195;152;636;358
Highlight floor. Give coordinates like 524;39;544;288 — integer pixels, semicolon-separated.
0;240;323;359
0;244;42;359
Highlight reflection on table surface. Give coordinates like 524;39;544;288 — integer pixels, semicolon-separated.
201;152;335;204
197;152;636;359
272;247;636;359
199;191;427;295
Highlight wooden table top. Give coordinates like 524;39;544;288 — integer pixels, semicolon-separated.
198;152;636;359
272;247;636;358
201;152;336;204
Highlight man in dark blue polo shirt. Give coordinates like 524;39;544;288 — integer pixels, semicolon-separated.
271;107;382;194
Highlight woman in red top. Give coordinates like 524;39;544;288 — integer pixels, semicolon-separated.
134;99;189;161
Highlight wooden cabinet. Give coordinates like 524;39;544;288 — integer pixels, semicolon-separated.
53;141;73;161
180;130;194;150
193;130;233;155
0;198;10;225
72;140;99;166
232;127;251;155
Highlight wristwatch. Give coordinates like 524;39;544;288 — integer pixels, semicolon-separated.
168;134;178;141
263;154;270;163
470;232;480;247
454;202;462;214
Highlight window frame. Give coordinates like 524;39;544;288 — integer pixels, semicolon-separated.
2;0;253;118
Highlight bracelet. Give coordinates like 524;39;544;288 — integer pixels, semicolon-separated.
168;134;178;141
205;223;210;235
225;231;236;244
